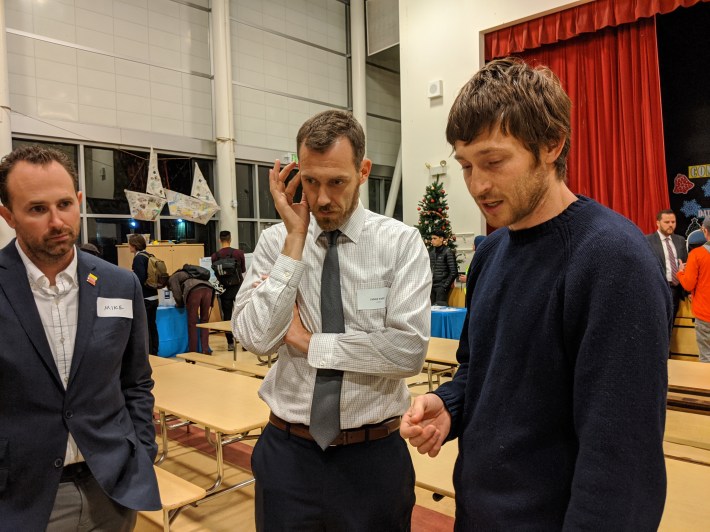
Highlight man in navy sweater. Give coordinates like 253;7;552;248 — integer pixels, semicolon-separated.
401;58;671;530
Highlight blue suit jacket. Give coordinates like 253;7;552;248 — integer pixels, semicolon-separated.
0;241;160;531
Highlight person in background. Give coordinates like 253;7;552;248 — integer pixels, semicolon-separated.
211;230;246;351
233;110;431;531
0;144;159;530
646;209;688;319
79;242;102;258
128;233;159;356
458;234;486;284
677;216;710;362
401;57;670;530
168;267;214;354
429;229;458;305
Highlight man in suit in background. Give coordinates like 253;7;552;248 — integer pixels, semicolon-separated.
646;209;688;318
0;145;160;531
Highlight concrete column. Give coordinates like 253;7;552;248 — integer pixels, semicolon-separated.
0;0;16;246
211;0;238;243
350;0;369;208
384;144;402;218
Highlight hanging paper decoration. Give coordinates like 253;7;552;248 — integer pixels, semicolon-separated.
124;147;167;221
165;161;220;224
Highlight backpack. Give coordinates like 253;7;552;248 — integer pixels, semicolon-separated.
139;251;169;289
211;250;243;287
182;264;211;281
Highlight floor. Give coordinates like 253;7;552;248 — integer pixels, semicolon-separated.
139;334;710;531
137;333;456;531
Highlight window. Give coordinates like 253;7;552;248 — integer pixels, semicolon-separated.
13;138;218;265
236;161;299;252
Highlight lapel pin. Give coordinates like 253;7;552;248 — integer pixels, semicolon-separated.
86;273;97;286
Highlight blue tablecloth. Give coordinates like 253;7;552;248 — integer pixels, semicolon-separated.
431;307;466;340
156;306;188;357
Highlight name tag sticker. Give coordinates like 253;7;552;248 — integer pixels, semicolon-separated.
97;297;133;319
357;287;388;310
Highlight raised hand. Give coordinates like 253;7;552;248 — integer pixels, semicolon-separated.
400;394;452;457
269;160;309;237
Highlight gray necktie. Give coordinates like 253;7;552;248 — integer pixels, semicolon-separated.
309;230;345;449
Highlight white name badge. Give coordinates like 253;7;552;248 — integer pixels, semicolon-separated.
357;287;389;310
97;297;133;318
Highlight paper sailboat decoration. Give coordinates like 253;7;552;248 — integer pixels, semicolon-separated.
165;162;220;224
124;148;167;221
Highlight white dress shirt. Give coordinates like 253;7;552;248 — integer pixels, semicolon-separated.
657;230;677;283
233;203;432;429
16;242;83;464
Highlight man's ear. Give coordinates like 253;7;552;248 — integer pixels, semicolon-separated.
542;138;565;165
359;158;372;185
0;205;15;229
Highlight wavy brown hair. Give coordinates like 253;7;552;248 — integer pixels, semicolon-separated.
446;57;571;180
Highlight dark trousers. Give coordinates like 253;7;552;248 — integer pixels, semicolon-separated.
431;284;450;306
187;288;212;353
252;423;414;532
144;299;159;356
218;284;239;345
671;283;684;320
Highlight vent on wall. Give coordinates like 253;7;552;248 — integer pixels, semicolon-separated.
366;0;399;56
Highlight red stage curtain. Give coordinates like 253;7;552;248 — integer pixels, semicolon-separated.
511;18;667;234
485;0;709;61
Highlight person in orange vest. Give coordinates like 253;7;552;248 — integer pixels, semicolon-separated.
677;217;710;362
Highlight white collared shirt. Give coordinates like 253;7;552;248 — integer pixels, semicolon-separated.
233;203;432;429
16;241;83;464
657;230;676;282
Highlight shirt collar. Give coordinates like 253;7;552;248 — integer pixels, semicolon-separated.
309;201;366;244
15;240;79;289
657;230;671;241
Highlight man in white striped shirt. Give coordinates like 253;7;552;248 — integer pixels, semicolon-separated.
234;110;431;531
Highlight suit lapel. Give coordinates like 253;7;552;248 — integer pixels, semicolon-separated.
69;255;98;386
651;233;665;267
0;241;63;388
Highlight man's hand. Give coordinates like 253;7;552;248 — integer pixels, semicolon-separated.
284;304;312;355
401;394;451;457
269;159;309;235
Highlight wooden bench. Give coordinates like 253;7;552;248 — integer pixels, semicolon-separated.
176;352;269;378
141;466;206;532
667;392;710;416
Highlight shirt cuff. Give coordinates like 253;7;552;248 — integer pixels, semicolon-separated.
270;254;306;288
308;333;339;370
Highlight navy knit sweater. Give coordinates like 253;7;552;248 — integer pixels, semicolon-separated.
434;196;671;530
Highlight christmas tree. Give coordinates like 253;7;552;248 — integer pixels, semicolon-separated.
416;177;457;253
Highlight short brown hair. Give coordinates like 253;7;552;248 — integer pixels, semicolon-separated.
296;110;366;169
656;209;675;221
0;144;79;207
128;233;147;251
446;57;571;179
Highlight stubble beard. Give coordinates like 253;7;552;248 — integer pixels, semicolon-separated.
21;225;79;265
315;188;359;232
481;163;550;229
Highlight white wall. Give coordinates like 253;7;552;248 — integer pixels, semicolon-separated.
5;0;213;153
398;0;583;236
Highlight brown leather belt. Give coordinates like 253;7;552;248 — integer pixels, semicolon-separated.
269;412;401;446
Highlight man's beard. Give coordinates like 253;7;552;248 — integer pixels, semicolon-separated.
21;226;79;264
315;189;359;232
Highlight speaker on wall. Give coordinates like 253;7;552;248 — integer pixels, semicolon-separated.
428;79;443;99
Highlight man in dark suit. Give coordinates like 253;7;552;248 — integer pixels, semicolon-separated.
0;145;160;531
646;209;688;318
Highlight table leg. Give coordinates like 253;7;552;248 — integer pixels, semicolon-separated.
205;431;225;493
156;410;168;465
